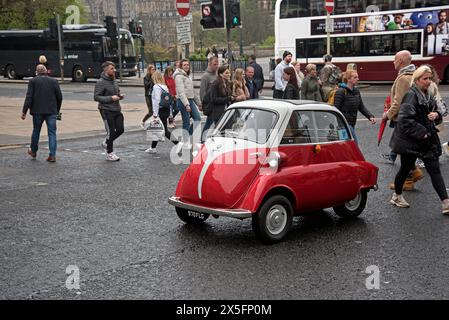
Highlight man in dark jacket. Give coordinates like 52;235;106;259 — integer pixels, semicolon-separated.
94;61;125;161
248;55;264;93
245;66;259;99
21;64;62;162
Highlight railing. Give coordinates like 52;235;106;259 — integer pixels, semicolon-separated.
149;60;249;79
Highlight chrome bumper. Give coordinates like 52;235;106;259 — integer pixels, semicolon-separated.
168;197;253;219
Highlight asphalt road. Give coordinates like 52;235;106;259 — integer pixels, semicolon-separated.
2;86;449;300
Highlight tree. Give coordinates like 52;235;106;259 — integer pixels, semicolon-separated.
0;0;88;30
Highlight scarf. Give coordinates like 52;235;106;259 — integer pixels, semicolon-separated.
399;64;416;75
411;83;435;112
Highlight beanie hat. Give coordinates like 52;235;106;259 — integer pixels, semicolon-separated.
283;51;292;59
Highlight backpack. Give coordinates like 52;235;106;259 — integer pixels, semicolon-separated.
328;87;346;106
202;85;214;116
328;65;342;85
157;85;174;109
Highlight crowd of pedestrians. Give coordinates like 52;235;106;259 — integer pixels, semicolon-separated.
20;50;449;215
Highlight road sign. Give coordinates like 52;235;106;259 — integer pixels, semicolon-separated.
325;15;334;32
176;21;191;34
178;32;191;45
176;21;191;45
325;0;334;14
176;0;190;17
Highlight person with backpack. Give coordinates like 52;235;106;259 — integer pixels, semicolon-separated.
334;70;376;144
145;71;179;154
200;56;219;142
320;54;342;102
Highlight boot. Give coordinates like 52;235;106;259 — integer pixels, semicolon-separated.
389;179;415;191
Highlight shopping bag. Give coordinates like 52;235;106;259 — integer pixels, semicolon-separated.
145;117;165;142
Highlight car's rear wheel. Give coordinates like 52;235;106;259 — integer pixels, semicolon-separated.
252;195;293;244
176;207;209;224
5;64;18;79
333;190;367;218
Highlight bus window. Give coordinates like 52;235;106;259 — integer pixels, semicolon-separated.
296;32;421;58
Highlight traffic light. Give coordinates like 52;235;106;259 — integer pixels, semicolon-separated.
46;18;63;40
228;0;241;28
105;16;117;37
200;0;225;30
128;20;136;34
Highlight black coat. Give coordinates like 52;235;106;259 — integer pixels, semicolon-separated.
210;80;231;122
22;75;62;115
389;86;442;159
334;86;373;127
283;83;300;100
249;61;264;91
245;77;259;99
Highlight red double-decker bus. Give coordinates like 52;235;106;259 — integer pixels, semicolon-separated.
275;0;449;81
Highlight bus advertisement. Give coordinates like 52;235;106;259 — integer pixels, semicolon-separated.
0;24;138;82
275;0;449;81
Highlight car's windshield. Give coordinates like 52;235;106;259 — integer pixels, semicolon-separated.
213;108;278;144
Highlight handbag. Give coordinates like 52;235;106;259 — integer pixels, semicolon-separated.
145;117;165;142
157;85;174;109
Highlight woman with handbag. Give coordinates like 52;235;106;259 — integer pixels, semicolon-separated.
145;71;178;153
389;65;449;214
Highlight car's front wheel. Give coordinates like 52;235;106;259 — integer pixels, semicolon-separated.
333;190;367;218
252;195;293;244
176;207;209;224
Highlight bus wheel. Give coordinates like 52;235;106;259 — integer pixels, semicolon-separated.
5;65;18;79
72;66;87;82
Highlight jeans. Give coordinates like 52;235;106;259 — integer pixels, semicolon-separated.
395;153;448;200
177;99;201;143
31;114;57;157
201;116;217;143
349;125;358;145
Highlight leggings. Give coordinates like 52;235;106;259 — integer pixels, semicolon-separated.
100;110;124;154
151;107;179;148
395;153;448;200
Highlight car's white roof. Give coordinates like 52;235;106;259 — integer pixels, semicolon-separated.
228;98;336;115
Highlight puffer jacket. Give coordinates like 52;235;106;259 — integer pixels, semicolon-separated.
175;69;201;107
94;73;121;112
389;85;442;159
334;84;373;127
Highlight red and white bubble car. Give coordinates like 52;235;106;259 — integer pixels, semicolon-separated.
169;100;378;244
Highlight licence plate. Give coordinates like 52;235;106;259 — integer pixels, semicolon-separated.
188;211;206;219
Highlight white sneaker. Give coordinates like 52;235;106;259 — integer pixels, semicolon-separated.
145;147;157;154
390;193;410;208
106;152;120;161
415;158;425;168
140;122;145;129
